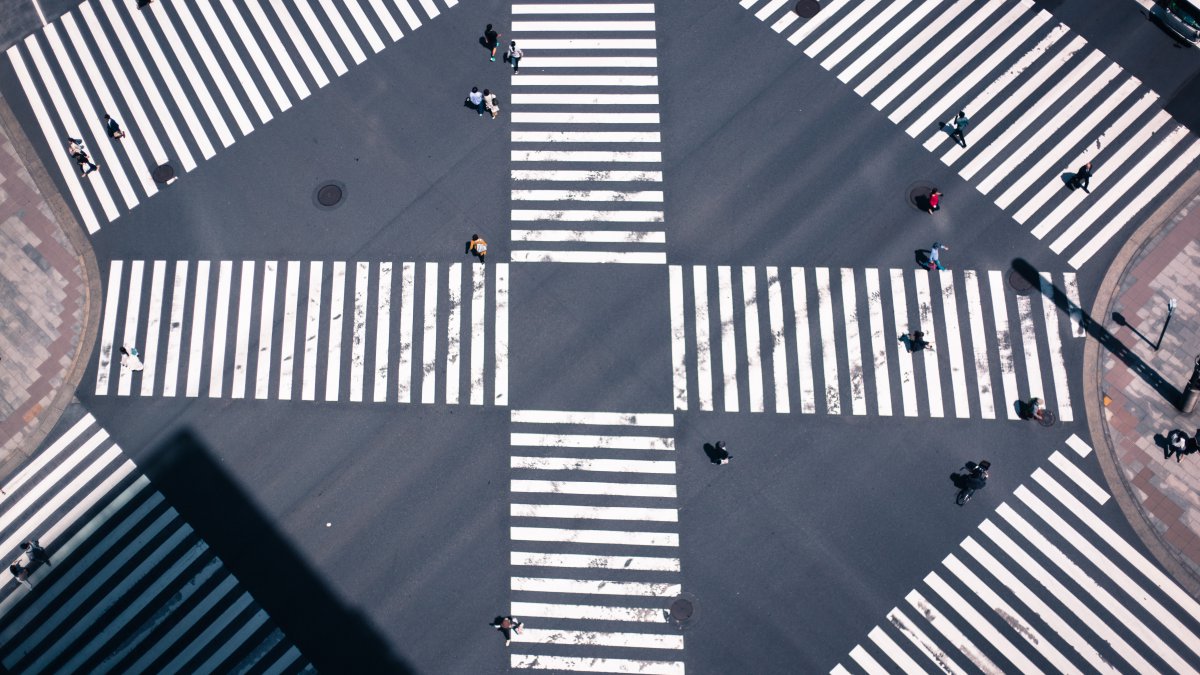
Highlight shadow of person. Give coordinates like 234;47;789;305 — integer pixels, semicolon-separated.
479;35;490;49
1155;433;1171;458
1062;171;1075;189
950;462;980;490
1014;399;1031;419
702;443;730;464
914;249;931;268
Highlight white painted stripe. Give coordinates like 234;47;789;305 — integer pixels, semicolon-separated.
278;261;300;399
231;261;255;399
495;263;509;405
511;654;682;674
470;263;486;405
987;272;1019;419
1051;452;1109;504
349;262;370;402
511;410;673;426
511;190;664;203
186;261;211;397
829;667;852;675
262;646;303;675
510;602;668;624
815;267;840;414
960;536;1118;674
669;266;688;411
193;0;273;123
961;271;995;419
512;20;656;31
889;269;918;416
717;266;739;412
445;262;462;405
517;56;658;68
342;0;387;53
512;93;658;106
840;268;865;415
511;76;659;88
1039;274;1073;421
243;0;312;99
512;112;660;124
268;0;332;86
784;0;848;46
512;480;676;498
1065;434;1092;457
837;0;939;84
512;209;663;222
770;9;798;33
511;433;673;450
95;0;196;169
511;456;675;474
902;586;998;667
289;0;349;76
512;3;656;13
1068;138;1200;269
942;553;1080;675
848;645;887;675
864;269;890;416
821;0;910;71
414;0;439;21
364;0;404;41
805;0;885;59
324;262;347;401
140;261;166;396
511;551;679;571
886;607;966;675
301;261;323;401
512;130;660;142
512;229;666;243
510;251;667;264
5;48;99;229
256;261;277;399
0;429;111;543
938;271;970;418
515;628;683;650
693;267;714;411
743;267;765;413
792;267;815;413
163;261;188;397
191;608;270;674
148;1;236;146
868;625;924;674
0;412;92;499
913;272;943;417
765;267;791;414
421;262;438;404
924;571;1037;673
979;520;1152;673
512;503;678;522
754;0;788;20
512;169;661;182
511;150;662;162
96;260;123;395
156;591;254;674
397;261;416;403
316;0;368;64
373;262;393;402
1063;272;1084;338
1015;294;1043;409
209;260;233;397
514;39;656;49
511;528;678;547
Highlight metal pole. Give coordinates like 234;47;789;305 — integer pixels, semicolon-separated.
1182;355;1200;414
1155;298;1177;351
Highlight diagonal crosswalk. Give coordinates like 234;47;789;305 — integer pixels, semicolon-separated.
668;265;1086;420
735;0;1200;270
509;3;668;264
0;412;312;674
4;0;454;234
833;435;1200;674
93;259;510;405
508;409;685;674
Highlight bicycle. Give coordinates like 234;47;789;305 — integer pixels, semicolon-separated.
955;461;989;506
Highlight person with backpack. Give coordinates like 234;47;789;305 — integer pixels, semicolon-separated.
505;41;523;74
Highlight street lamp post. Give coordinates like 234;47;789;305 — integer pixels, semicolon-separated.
1155;298;1177;351
1182;355;1200;414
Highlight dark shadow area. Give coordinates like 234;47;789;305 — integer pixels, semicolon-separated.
140;430;414;675
913;249;931;269
1014;399;1030;419
1013;258;1183;406
1061;172;1075;188
1111;311;1156;348
949;462;984;491
702;442;731;464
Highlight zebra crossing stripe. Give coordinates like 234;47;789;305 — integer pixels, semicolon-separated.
815;267;840;414
510;251;667;264
905;587;1000;673
1063;273;1085;338
512;112;661;124
514;628;682;649
695;266;715;411
397;261;416;403
140;261;166;396
367;0;405;41
518;56;658;68
156;591;254;674
185;261;210;398
148;1;238;146
938;272;970;418
421;262;438;404
163;261;188;397
511;456;675;474
669;267;688;411
350;262;371;402
743;267;765;413
924;571;1037;673
511;551;679;571
301;261;322;401
209;260;234;398
885;607;967;675
445;263;462;405
117;260;143;396
257;262;278;400
470;264;487;405
516;38;657;49
288;0;350;77
766;268;791;414
512;170;662;182
267;0;332;86
848;644;887;675
868;625;924;674
374;263;393;402
512;229;665;242
888;269;917;416
805;0;885;58
232;261;256;399
863;269;890;417
341;0;387;53
511;528;678;547
962;271;994;419
987;271;1020;419
840;269;866;415
278;261;300;400
1065;434;1092;457
1039;274;1073;421
510;601;669;622
512;3;656;13
495;263;510;405
511;479;676;497
821;0;909;70
194;0;273;123
511;433;673;450
511;654;683;674
324;261;347;401
1015;295;1044;405
512;20;656;31
510;410;674;426
511;76;659;87
511;503;678;522
913;272;943;417
718;266;739;412
785;0;848;46
512;150;662;162
511;577;679;596
511;93;658;105
513;131;660;142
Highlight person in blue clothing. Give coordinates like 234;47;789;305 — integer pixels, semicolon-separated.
949;110;969;147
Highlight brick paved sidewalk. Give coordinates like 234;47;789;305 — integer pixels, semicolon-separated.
1088;172;1200;597
0;95;99;479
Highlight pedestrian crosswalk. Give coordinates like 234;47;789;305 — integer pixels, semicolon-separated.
94;259;509;405
0;412;311;673
735;0;1200;270
832;434;1200;674
509;3;668;264
4;0;454;235
507;409;685;674
668;265;1086;420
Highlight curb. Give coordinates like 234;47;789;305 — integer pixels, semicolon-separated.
1083;168;1200;599
0;92;102;480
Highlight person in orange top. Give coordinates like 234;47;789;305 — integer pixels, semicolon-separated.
468;234;488;264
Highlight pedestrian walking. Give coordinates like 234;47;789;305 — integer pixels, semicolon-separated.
68;137;98;177
905;330;934;352
926;188;942;214
505;41;523;74
483;89;500;119
948;110;969;147
9;562;31;588
491;616;522;646
1068;162;1092;193
714;441;731;465
466;87;484;116
927;241;949;271
104;114;126;139
19;541;50;567
468;234;488;264
120;344;144;371
484;24;501;61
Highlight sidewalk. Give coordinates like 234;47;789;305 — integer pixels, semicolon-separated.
0;94;99;478
1088;170;1200;598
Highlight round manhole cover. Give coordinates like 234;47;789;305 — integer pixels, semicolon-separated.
1008;268;1036;295
670;599;693;621
794;0;821;18
667;593;699;629
152;164;175;184
907;181;936;212
317;183;343;207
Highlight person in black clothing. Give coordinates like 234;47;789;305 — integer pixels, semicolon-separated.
491;616;522;646
484;24;501;61
20;541;50;566
1069;162;1093;192
715;441;731;465
104;114;126;139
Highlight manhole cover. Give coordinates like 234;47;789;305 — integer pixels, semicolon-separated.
1008;268;1036;295
667;593;699;629
670;599;693;621
907;181;936;212
151;164;175;184
794;0;821;18
317;183;343;207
